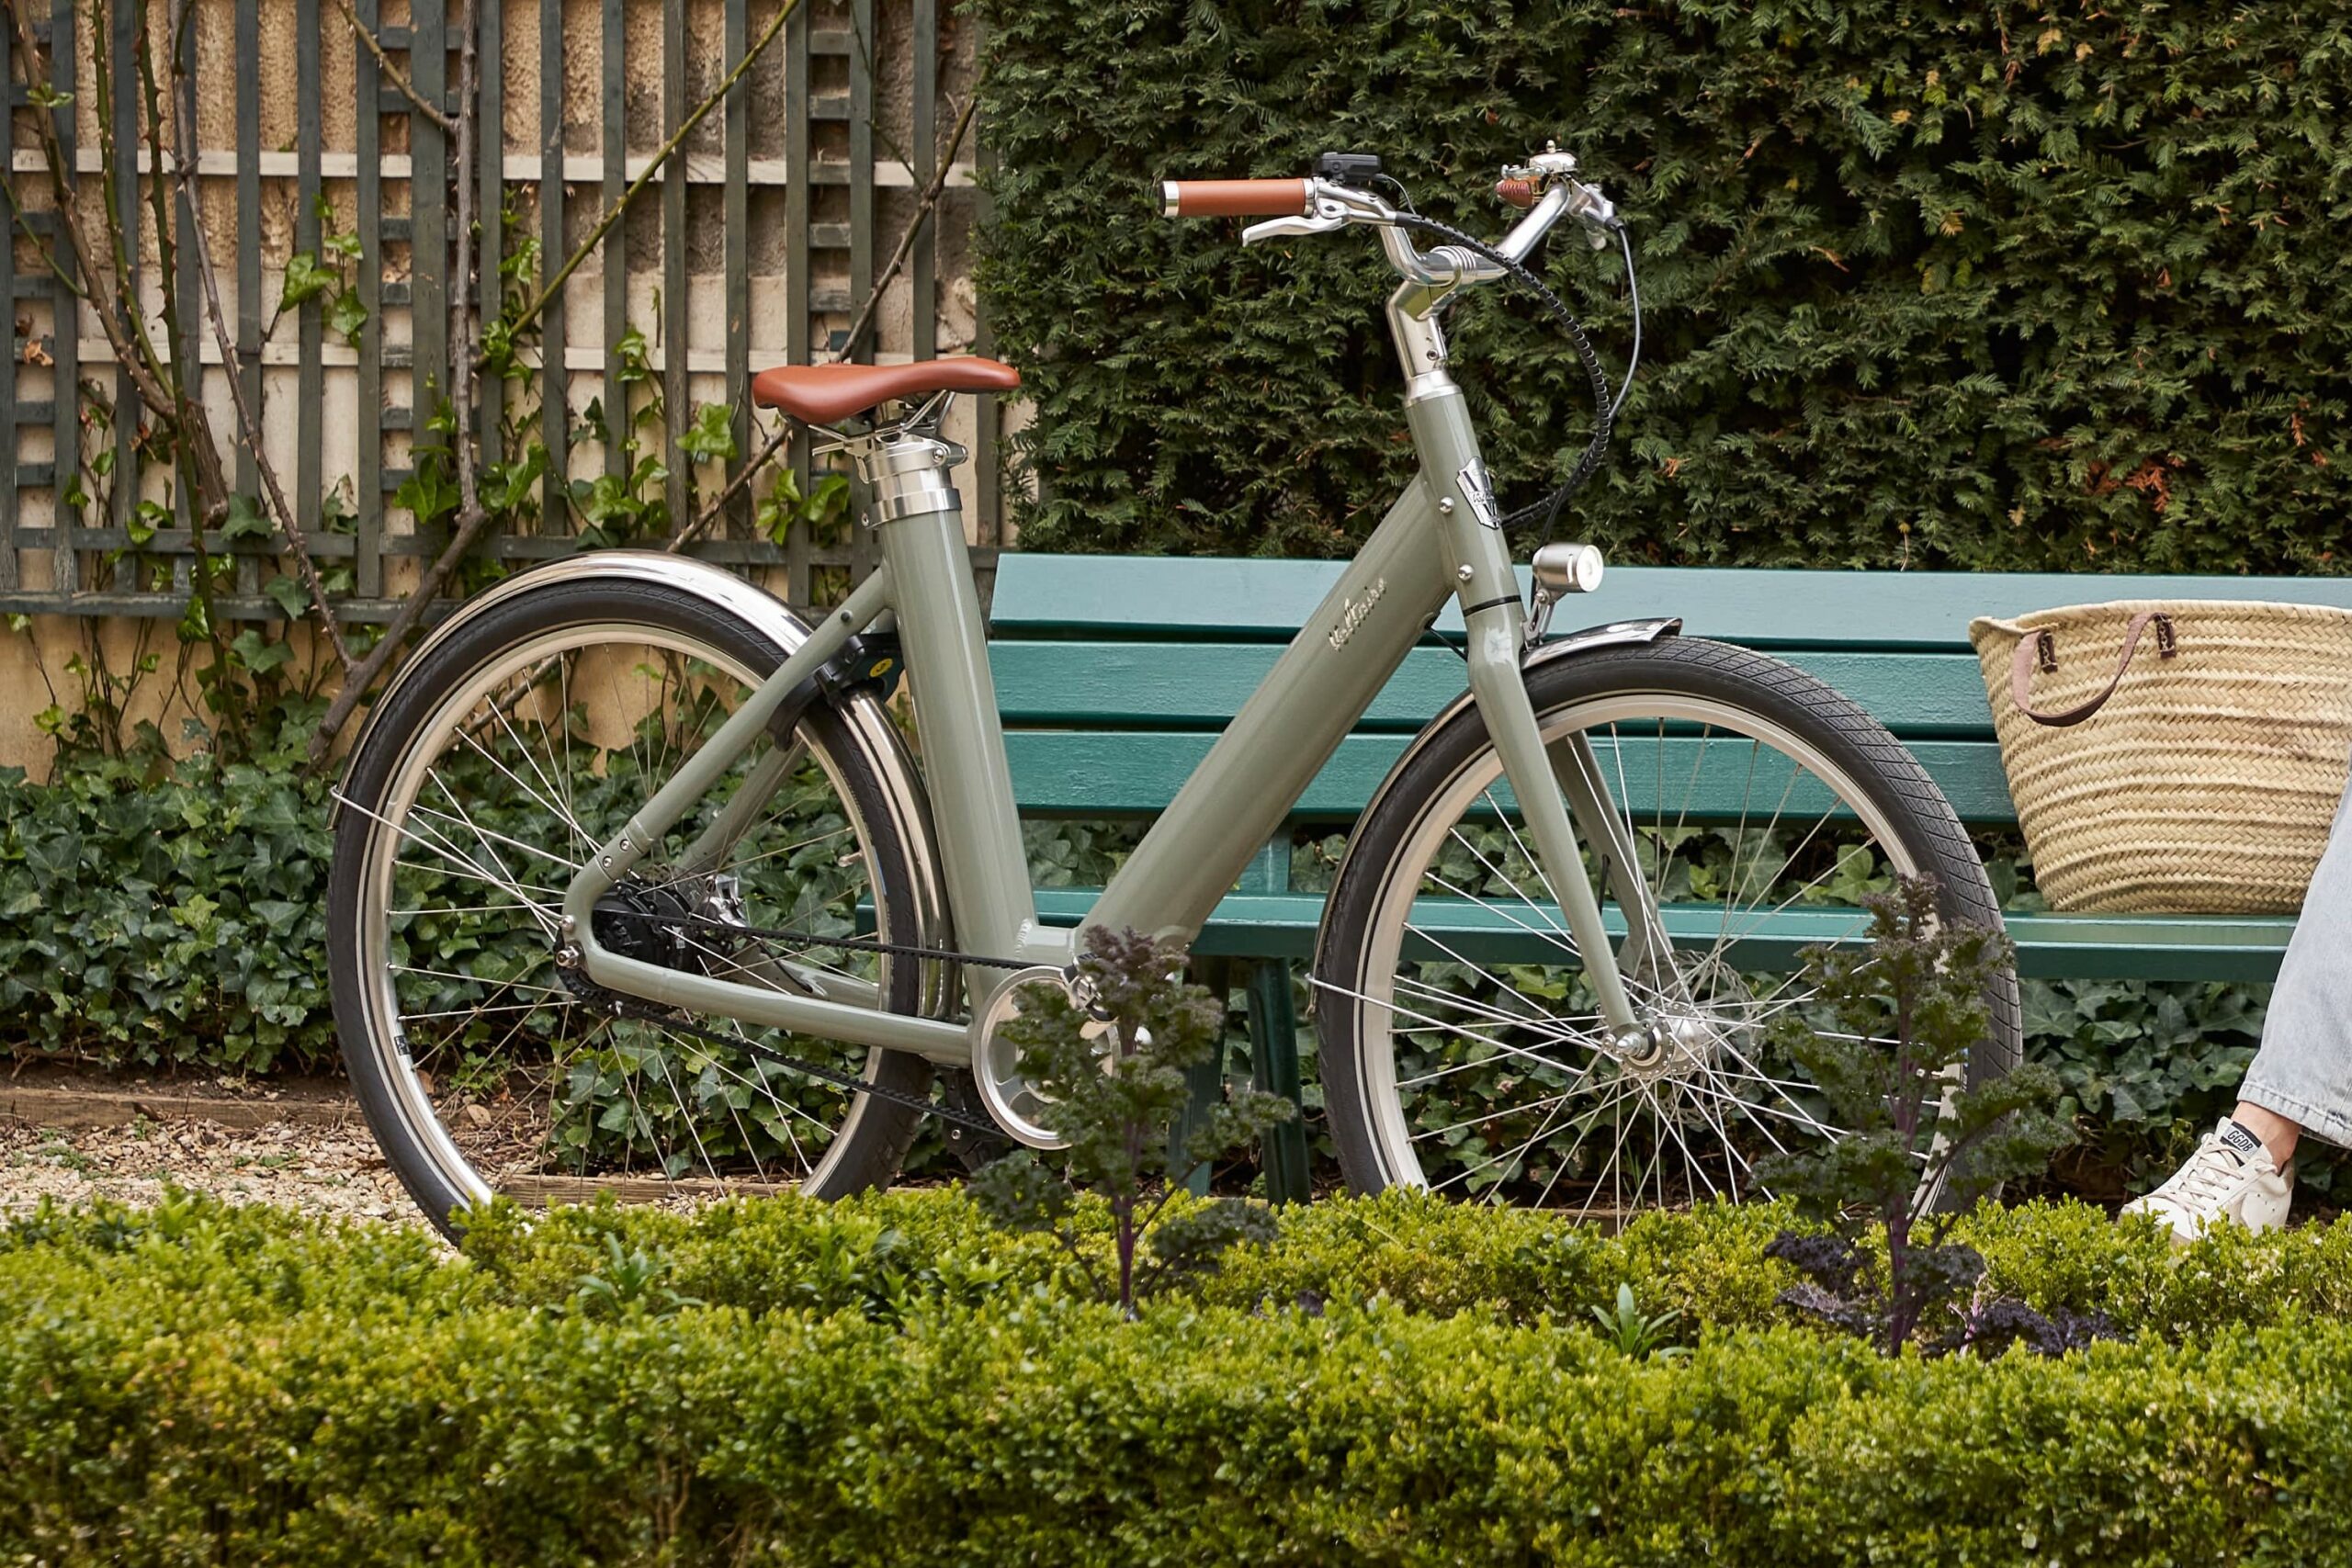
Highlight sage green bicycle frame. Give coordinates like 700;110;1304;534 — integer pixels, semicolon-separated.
560;189;1648;1066
557;384;1640;1070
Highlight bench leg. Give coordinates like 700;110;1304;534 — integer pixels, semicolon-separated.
1246;959;1313;1205
1172;1052;1221;1197
1167;958;1228;1197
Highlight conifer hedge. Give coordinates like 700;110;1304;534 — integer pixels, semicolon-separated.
975;0;2352;572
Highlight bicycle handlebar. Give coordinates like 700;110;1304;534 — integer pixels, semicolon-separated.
1159;179;1312;219
1157;147;1618;288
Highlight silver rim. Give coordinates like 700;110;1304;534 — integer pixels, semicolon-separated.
348;618;896;1208
1340;690;1932;1215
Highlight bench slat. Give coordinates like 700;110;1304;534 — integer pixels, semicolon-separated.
1032;888;2293;982
1007;730;2018;822
991;554;2352;653
993;642;1998;738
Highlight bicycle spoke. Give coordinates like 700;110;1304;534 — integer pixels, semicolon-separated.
346;615;911;1223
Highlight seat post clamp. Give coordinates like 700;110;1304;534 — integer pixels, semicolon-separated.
858;431;968;526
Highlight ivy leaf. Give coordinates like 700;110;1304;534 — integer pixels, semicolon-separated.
278;251;337;312
326;287;368;347
262;574;310;620
571;472;643;530
680;401;738;464
220;493;275;543
613;327;652;384
482;443;550;513
395;453;460;526
229;629;294;675
126;500;168;548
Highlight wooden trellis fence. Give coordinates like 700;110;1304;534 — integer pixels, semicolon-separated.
0;0;995;622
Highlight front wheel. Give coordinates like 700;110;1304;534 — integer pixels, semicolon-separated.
1314;636;2020;1217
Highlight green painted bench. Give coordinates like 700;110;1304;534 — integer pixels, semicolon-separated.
987;554;2352;1198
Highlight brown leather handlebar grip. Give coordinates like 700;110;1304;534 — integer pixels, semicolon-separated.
1159;179;1312;219
1495;177;1540;210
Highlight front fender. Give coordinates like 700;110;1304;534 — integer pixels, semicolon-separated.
1307;615;1681;991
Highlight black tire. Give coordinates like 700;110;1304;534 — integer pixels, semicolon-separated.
328;577;931;1233
1314;635;2021;1204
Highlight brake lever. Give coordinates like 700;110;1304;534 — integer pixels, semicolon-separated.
1242;212;1350;245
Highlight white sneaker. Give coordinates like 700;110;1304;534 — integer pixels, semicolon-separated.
2120;1118;2293;1244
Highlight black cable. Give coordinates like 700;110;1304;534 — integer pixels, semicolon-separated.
1387;203;1642;544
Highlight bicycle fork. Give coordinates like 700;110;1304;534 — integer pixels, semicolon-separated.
1409;384;1651;1042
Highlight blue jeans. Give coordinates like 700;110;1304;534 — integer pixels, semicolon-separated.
2243;775;2352;1149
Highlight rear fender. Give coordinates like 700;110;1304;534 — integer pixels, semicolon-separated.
336;551;956;1018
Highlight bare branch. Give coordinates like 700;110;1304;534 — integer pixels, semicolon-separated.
167;0;353;668
664;90;980;553
448;0;481;524
329;0;457;136
314;0;808;758
665;419;792;555
502;0;803;346
141;0;230;517
833;92;979;366
0;0;186;435
310;482;503;761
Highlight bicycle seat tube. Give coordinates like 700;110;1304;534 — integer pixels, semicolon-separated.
855;425;1064;991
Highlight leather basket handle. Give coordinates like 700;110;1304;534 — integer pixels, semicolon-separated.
2008;610;2177;728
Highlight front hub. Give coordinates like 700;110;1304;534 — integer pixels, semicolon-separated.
1616;1011;1722;1086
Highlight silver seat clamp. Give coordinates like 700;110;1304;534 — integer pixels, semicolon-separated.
856;433;967;526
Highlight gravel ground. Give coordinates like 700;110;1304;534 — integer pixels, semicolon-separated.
0;1113;421;1226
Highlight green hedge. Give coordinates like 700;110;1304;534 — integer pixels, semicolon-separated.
975;0;2352;572
0;753;336;1075
7;1190;2352;1563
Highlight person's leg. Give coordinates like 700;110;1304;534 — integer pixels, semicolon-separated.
2122;760;2352;1239
2233;766;2352;1157
2229;1100;2301;1168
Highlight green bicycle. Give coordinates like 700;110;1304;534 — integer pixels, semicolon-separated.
328;145;2019;1232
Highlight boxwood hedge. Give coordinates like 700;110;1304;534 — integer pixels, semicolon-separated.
6;1190;2352;1564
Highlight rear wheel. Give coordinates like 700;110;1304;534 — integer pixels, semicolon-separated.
327;577;932;1234
1315;637;2019;1216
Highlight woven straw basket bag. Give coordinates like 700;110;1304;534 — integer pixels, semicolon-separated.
1968;600;2352;914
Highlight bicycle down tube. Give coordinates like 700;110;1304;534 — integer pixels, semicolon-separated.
1084;382;1640;1033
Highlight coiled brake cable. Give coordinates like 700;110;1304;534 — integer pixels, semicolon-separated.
1385;206;1642;546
